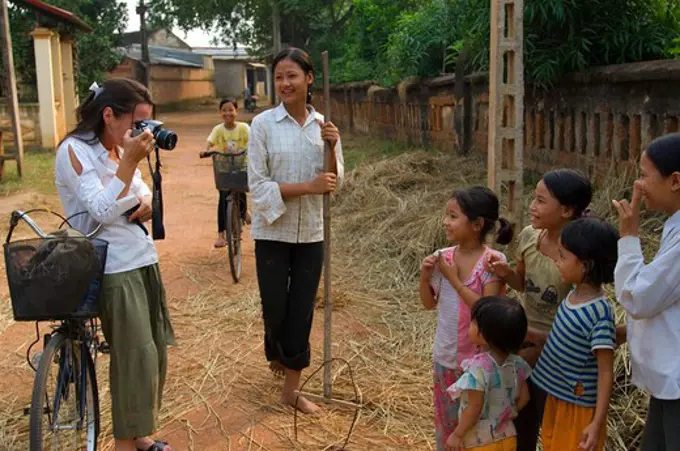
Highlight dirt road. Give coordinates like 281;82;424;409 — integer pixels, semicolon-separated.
0;109;355;450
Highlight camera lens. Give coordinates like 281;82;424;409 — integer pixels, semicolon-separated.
154;128;178;150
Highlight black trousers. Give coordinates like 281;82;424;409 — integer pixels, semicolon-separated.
640;396;680;450
514;378;547;451
254;240;324;371
217;190;247;232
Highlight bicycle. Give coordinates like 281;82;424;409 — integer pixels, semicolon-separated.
3;209;107;450
199;149;248;283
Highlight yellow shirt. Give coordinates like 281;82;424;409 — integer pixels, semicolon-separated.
515;225;573;333
208;122;250;168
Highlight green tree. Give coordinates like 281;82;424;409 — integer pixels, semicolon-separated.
453;0;680;88
330;0;421;83
3;0;126;101
149;0;680;88
149;0;353;55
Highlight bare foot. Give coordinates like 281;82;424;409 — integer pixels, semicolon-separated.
269;360;285;378
281;393;321;415
214;232;226;248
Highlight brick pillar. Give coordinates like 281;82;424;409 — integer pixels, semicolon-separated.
30;27;58;148
50;31;66;139
487;0;524;225
60;36;78;131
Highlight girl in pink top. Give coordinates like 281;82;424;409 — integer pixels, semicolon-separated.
419;186;513;451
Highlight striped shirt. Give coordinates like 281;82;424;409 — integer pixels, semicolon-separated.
531;293;616;407
248;103;344;244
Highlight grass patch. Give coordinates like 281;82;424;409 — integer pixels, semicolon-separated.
0;151;56;197
341;135;417;171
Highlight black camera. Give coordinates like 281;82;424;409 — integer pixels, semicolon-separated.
133;120;178;150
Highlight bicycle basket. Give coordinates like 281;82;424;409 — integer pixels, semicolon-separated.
212;154;249;192
4;226;108;321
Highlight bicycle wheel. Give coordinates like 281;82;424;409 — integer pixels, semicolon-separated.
30;331;99;451
226;195;242;283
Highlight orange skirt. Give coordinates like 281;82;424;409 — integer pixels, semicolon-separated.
468;437;516;451
541;394;606;451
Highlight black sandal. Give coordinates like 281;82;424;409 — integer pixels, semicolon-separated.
137;440;169;451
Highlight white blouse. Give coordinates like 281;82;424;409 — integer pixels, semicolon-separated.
55;135;158;274
615;211;680;400
248;103;344;243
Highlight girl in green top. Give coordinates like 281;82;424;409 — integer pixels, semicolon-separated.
486;168;592;451
203;98;251;248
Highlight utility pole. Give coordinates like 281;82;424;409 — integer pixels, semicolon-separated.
0;0;23;178
137;0;150;88
270;0;281;105
487;0;524;226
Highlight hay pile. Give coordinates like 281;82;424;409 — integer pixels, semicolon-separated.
331;150;657;451
0;148;658;450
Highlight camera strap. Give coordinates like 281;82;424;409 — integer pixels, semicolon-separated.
147;146;166;240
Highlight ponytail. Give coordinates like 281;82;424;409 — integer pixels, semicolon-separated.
496;217;514;245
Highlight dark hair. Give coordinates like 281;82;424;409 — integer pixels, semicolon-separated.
472;296;528;354
560;218;619;286
453;186;514;245
645;133;680;177
272;47;314;104
541;169;593;219
64;78;153;146
219;98;238;110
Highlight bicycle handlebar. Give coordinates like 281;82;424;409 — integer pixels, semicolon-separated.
199;150;247;159
10;210;102;240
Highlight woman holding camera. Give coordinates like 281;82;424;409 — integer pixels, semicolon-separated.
55;78;175;451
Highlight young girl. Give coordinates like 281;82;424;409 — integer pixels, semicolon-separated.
204;98;250;248
613;133;680;450
446;296;532;451
248;48;343;414
420;186;513;451
531;218;619;451
486;169;592;451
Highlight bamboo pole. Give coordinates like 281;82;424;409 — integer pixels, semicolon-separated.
321;50;332;400
0;0;24;179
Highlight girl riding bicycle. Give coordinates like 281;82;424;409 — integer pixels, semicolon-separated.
204;98;251;248
55;78;175;451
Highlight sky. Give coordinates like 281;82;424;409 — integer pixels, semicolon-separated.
123;0;221;48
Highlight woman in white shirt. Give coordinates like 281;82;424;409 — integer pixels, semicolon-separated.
55;78;175;451
248;48;344;414
613;133;680;450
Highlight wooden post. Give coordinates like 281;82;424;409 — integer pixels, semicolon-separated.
1;0;24;178
270;0;281;105
137;0;150;88
488;0;524;225
321;50;332;400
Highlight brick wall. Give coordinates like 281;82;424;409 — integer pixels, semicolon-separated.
314;60;680;178
108;57;215;105
148;64;215;105
0;102;41;149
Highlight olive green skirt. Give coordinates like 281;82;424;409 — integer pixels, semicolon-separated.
99;263;176;439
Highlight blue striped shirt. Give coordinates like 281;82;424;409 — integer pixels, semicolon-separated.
531;293;616;407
